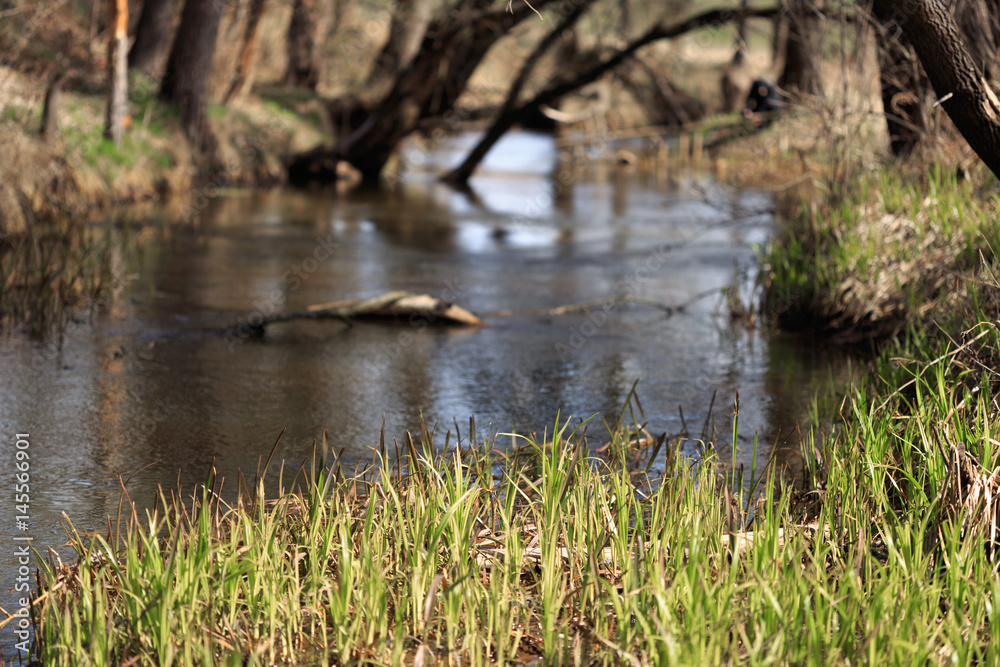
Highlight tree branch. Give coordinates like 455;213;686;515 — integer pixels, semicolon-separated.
871;0;1000;179
443;0;597;183
443;4;781;184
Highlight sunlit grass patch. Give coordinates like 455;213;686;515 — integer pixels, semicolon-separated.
27;365;1000;666
759;165;1000;342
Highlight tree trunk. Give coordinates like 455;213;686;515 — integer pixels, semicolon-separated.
734;0;750;53
365;0;434;92
285;0;335;89
289;3;780;187
129;0;178;75
160;0;224;149
721;0;752;113
225;0;268;102
871;0;1000;179
779;0;824;95
105;0;129;145
442;0;595;185
870;0;999;157
40;72;67;140
288;0;558;185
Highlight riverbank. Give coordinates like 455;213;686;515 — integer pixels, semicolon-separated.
761;165;1000;343
13;1;1000;662
17;96;1000;667
0;65;334;334
29;358;1000;665
0;65;329;236
705;59;1000;348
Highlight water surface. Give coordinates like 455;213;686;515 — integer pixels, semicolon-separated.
0;132;842;651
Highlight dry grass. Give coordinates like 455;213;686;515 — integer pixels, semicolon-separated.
0;58;328;238
928;436;1000;563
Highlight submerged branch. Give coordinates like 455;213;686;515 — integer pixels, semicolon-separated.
222;289;723;339
483;289;720;318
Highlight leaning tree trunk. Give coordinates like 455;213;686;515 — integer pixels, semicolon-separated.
160;0;224;149
779;0;824;95
444;5;777;185
288;0;559;185
870;0;1000;179
289;2;780;187
129;0;178;75
442;0;595;185
364;0;434;93
870;0;1000;157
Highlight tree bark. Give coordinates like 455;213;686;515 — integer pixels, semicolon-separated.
289;3;779;187
40;72;67;140
442;1;594;185
720;0;752;113
871;0;1000;179
365;0;434;92
869;0;1000;157
779;0;824;95
225;0;268;102
734;0;750;54
285;0;335;89
129;0;178;75
105;0;129;146
160;0;224;149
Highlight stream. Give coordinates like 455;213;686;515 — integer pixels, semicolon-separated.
0;132;845;651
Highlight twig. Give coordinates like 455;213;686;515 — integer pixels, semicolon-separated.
482;288;719;318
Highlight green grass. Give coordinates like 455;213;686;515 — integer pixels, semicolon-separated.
262;99;302;123
207;103;228;121
61;120;171;176
28;347;1000;666
761;165;1000;337
0;102;38;127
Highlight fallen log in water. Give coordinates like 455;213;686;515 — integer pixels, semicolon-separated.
230;291;486;337
223;289;716;339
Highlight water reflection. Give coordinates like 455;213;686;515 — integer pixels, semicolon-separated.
0;133;846;642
